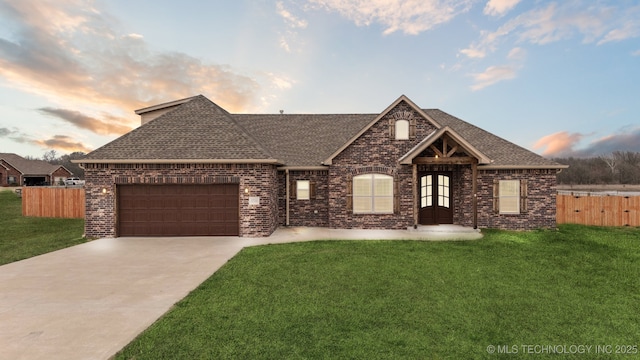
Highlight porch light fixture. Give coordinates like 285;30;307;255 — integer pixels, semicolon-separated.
244;187;250;194
435;154;439;159
102;188;107;194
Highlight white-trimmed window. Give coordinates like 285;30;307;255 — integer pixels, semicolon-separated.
499;180;520;214
296;180;310;200
395;119;409;140
353;174;393;214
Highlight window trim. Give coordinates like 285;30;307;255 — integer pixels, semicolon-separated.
296;180;310;200
352;174;394;214
498;180;520;214
395;119;410;140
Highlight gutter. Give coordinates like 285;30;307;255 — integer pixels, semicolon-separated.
72;159;282;165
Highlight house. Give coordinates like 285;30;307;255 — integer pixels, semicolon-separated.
0;153;73;186
76;95;567;238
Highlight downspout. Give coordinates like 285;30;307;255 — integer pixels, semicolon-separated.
472;160;478;229
285;169;290;226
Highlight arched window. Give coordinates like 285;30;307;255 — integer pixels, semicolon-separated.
353;174;393;213
395;119;409;140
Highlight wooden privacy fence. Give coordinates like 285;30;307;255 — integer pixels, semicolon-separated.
557;194;640;227
22;187;85;219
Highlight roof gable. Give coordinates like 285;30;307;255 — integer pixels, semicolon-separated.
399;126;492;165
322;95;440;165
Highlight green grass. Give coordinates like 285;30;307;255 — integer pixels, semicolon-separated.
0;190;86;265
116;225;640;359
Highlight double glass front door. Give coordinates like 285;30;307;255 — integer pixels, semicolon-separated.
419;172;453;225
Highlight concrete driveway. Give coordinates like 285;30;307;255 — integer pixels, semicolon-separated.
0;226;480;360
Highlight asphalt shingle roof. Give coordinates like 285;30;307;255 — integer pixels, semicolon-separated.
83;95;563;168
0;153;63;175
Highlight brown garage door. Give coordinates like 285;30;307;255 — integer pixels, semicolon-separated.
117;184;239;236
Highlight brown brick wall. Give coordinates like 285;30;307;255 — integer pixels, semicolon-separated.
328;102;438;230
1;160;21;186
278;170;330;227
476;169;558;230
83;163;279;238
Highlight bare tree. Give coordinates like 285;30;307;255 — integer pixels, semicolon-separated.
599;153;617;176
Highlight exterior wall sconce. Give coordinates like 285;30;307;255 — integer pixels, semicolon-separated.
244;187;250;194
102;188;108;194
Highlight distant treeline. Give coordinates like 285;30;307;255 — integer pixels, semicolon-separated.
553;151;640;184
27;150;86;179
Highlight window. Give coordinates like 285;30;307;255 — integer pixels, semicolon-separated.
353;174;393;214
395;119;409;140
296;180;310;200
499;180;520;214
8;175;16;184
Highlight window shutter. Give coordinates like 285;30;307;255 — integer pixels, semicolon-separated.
346;177;353;210
290;181;297;199
389;118;395;138
520;179;528;213
310;181;316;200
493;179;499;214
393;177;400;213
409;118;416;139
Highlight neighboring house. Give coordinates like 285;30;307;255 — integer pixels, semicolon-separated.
0;153;73;186
77;95;567;238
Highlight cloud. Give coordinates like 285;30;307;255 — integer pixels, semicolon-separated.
461;2;640;59
309;0;474;35
277;1;308;29
38;107;132;135
534;127;640;157
0;127;33;144
468;46;525;90
506;46;526;60
585;127;640;155
484;0;521;17
533;131;585;157
1;126;92;153
0;0;264;120
469;65;518;91
34;135;93;153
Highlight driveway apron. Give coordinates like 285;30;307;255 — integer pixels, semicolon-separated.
0;236;255;360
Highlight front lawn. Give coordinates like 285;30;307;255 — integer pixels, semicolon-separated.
0;190;85;265
116;225;640;359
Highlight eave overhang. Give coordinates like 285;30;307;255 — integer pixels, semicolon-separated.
72;158;282;165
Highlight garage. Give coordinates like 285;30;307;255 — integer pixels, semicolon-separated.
117;184;239;236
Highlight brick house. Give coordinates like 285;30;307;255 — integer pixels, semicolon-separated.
0;153;72;186
77;95;567;238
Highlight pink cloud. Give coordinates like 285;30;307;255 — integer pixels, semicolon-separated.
533;131;584;156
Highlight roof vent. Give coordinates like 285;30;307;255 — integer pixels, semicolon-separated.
279;110;284;114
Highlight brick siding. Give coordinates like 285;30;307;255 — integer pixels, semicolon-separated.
278;170;330;227
83;163;278;238
328;102;438;230
476;169;558;230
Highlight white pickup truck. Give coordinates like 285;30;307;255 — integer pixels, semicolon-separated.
64;177;85;186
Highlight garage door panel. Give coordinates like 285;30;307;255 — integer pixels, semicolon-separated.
118;184;239;237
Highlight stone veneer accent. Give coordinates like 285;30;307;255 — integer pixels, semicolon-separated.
83;163;278;238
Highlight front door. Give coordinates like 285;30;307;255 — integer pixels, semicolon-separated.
418;172;453;225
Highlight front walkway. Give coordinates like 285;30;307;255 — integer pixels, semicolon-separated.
0;226;481;360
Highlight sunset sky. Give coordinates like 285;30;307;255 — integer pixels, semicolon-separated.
1;0;639;159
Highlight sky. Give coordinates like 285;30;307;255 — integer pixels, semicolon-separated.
1;0;639;159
